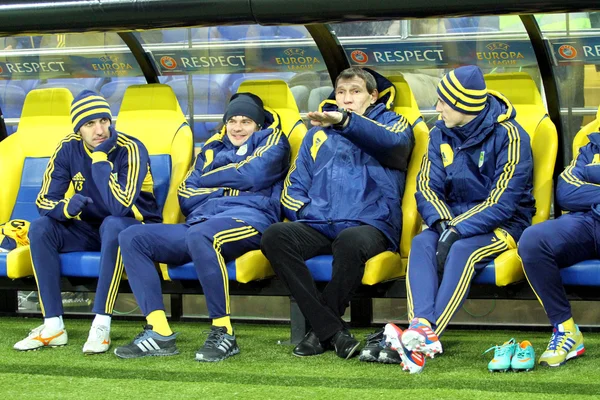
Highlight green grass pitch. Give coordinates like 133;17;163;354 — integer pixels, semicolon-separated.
1;317;599;399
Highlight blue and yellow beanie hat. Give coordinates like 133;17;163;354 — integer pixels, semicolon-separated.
437;65;488;115
70;90;112;133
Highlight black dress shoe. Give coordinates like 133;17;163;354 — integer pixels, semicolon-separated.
293;330;326;357
331;329;361;359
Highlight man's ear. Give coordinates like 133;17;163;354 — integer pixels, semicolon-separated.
370;89;379;104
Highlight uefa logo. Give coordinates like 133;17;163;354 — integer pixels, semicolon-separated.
160;56;178;70
558;45;578;60
350;50;368;64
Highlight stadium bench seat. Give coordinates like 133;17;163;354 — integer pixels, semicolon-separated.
58;84;194;278
556;105;600;286
165;79;307;283
0;88;74;278
473;72;558;286
305;75;429;285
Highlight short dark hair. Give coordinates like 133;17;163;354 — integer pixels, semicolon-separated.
335;67;377;94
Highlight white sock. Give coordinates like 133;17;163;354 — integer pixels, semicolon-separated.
92;314;112;330
44;316;64;332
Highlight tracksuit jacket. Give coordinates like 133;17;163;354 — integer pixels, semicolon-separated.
178;108;290;233
416;91;535;241
557;132;600;215
36;127;161;223
280;70;415;250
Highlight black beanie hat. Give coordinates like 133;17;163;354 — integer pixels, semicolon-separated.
223;92;265;127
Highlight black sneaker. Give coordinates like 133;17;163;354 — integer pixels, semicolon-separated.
331;329;361;360
195;326;240;362
378;346;402;364
359;328;385;362
114;325;179;359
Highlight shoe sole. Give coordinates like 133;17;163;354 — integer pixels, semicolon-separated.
401;329;442;358
344;341;361;360
196;347;240;362
539;346;585;367
83;348;110;355
114;348;179;359
14;343;67;351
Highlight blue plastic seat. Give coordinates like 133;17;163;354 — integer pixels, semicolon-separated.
35;81;88;97
230;73;295;94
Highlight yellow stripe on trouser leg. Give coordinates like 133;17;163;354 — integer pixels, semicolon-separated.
406;256;414;321
519;250;548;312
212;226;259;316
105;247;125;314
147;310;172;336
435;240;508;336
30;254;46;316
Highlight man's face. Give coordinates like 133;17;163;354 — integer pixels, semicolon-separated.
335;76;377;116
79;117;110;150
435;98;470;129
226;116;258;147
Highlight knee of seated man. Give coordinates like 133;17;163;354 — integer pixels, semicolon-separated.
260;222;290;249
517;224;549;259
100;215;131;236
29;216;60;242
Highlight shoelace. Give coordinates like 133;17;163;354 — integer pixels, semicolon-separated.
365;330;384;346
514;346;529;359
547;330;564;351
483;344;511;357
134;325;153;341
203;328;227;348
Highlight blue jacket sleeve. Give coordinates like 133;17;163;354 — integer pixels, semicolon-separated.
90;134;149;217
193;129;290;191
450;122;533;238
556;143;600;212
36;137;74;221
415;132;454;227
337;111;414;171
281;130;314;221
177;153;229;217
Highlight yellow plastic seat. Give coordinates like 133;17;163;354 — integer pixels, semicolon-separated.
0;88;74;278
571;106;600;154
162;79;307;283
480;72;558;286
361;75;429;285
116;84;194;225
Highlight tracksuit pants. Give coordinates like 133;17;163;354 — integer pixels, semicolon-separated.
29;215;140;318
119;218;261;319
518;211;600;326
260;222;389;342
407;228;512;336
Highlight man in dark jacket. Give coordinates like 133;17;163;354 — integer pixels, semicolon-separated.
261;67;415;360
398;65;535;373
517;133;598;367
114;93;290;362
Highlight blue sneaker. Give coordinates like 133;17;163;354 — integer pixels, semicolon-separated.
511;340;535;372
114;325;179;359
484;338;516;372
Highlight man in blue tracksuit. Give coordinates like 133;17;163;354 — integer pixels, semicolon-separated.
517;134;598;367
261;67;415;360
114;93;290;361
401;66;535;368
14;90;161;353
